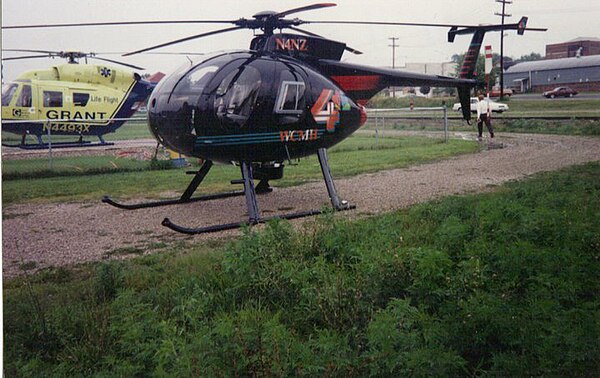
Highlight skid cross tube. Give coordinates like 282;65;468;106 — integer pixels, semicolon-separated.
162;148;355;234
2;132;114;150
102;160;245;210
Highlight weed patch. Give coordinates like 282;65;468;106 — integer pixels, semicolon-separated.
104;246;144;258
18;261;38;271
4;163;599;376
2;212;33;220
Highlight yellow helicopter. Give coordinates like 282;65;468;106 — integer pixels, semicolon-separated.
1;49;155;148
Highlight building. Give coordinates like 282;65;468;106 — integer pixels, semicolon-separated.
504;55;600;93
146;72;165;83
388;62;455;97
546;37;600;60
401;62;455;77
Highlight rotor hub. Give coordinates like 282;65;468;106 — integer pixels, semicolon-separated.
234;10;305;35
252;10;278;20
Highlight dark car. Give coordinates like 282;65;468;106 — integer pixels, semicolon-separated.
543;86;578;98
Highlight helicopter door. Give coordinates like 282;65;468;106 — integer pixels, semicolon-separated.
214;64;262;127
273;66;307;126
38;87;65;122
13;84;35;119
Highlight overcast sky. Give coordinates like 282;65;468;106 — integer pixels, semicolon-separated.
2;0;599;81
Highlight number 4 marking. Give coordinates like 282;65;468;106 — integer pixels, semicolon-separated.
311;89;341;132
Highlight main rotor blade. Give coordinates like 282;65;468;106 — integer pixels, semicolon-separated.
3;48;57;54
97;51;206;56
288;26;362;55
2;55;55;61
274;3;337;18
137;52;206;56
307;20;548;31
308;20;475;28
91;56;145;70
2;20;236;30
123;26;245;56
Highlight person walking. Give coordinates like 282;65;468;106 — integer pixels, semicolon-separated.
476;94;494;141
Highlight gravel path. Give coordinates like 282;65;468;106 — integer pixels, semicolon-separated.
3;132;600;278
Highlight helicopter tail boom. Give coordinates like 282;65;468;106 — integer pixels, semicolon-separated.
314;17;542;121
316;59;475;110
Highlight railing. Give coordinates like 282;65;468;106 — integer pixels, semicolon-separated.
1;116;150;169
366;106;450;143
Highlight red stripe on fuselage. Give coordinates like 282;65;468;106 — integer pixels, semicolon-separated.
331;75;381;91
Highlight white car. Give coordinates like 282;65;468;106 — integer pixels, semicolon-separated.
452;97;509;113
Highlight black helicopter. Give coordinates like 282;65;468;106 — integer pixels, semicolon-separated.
5;3;545;233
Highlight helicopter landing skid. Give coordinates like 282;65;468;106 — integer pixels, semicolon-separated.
162;148;355;235
102;160;272;210
2;140;114;150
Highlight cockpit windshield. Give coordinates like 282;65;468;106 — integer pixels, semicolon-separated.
165;52;239;98
2;83;18;106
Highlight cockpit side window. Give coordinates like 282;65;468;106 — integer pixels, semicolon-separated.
73;92;90;107
274;67;306;114
275;81;306;114
2;83;18;106
16;85;32;107
214;65;262;121
43;91;63;107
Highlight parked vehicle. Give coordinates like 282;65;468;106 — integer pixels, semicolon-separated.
452;97;509;113
489;88;513;97
543;87;578;98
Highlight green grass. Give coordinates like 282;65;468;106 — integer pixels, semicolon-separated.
2;135;479;205
4;162;599;376
1;155;169;180
104;118;154;141
505;98;600;115
494;118;600;136
362;117;600;136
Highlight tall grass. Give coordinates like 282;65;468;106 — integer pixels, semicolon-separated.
4;162;599;376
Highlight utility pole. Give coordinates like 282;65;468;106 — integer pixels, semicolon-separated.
389;37;399;97
495;0;512;98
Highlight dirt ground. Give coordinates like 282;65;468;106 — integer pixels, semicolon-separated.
3;132;600;279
